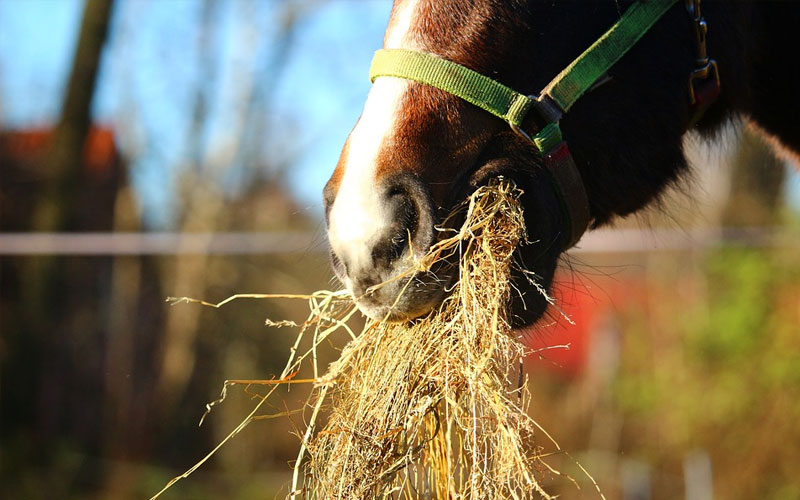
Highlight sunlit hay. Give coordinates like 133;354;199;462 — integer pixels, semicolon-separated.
152;179;576;500
297;178;555;499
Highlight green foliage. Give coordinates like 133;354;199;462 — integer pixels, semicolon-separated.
612;246;800;498
690;248;774;362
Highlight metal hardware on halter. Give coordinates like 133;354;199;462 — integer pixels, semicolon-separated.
509;93;564;143
688;59;720;105
686;0;709;65
685;0;720;122
509;121;534;143
507;95;590;248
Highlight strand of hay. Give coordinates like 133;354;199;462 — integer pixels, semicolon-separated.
154;179;584;499
295;179;555;499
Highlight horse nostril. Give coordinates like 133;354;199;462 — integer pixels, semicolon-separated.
368;175;433;272
386;186;405;198
370;195;415;268
326;172;435;293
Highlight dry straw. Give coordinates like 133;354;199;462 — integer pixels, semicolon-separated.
154;178;592;500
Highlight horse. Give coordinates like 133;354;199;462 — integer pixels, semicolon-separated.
322;0;799;327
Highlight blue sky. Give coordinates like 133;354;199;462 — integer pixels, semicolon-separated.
1;0;798;228
0;0;391;227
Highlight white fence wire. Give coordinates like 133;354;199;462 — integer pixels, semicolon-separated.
0;227;795;256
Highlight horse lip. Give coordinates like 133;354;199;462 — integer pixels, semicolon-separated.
352;267;452;322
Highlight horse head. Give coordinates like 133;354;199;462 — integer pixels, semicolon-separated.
323;0;742;326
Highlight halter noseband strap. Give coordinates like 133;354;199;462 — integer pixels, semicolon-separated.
369;0;717;249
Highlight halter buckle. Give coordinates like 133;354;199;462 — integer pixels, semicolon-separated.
509;121;534;143
510;94;564;144
688;59;720;125
688;59;720;105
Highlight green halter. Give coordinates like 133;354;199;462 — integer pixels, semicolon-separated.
369;0;680;247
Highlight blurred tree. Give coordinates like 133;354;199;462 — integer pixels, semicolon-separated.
153;0;223;420
154;0;310;413
2;0;121;497
18;0;116;451
33;0;115;233
2;1;346;498
98;1;327;497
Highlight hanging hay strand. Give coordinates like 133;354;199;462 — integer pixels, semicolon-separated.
299;178;552;499
154;178;586;500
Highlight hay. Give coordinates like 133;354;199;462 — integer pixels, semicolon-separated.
154;178;592;500
298;178;552;499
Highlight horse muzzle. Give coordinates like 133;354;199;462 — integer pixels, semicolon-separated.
325;173;449;321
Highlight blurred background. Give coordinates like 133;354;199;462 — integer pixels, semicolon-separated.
0;1;798;499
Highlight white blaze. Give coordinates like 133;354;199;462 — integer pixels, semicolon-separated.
327;0;420;276
385;0;420;49
328;78;409;273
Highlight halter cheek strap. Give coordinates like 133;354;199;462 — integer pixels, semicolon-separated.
369;0;690;249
